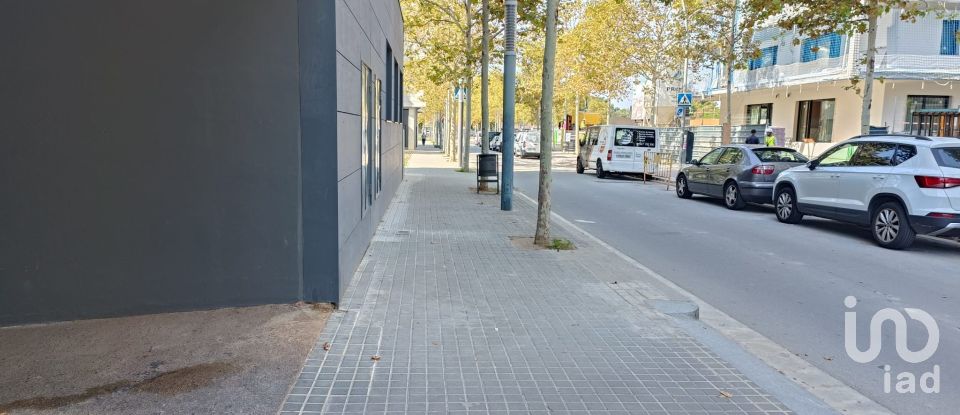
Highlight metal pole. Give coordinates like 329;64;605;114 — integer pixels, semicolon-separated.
501;0;517;211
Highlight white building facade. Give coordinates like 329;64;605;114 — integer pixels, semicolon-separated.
709;9;960;154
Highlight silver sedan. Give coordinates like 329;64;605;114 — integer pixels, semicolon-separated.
675;145;808;209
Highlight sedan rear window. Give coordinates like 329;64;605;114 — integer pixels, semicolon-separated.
751;149;808;163
932;147;960;168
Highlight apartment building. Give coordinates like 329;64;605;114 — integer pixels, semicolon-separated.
709;10;960;153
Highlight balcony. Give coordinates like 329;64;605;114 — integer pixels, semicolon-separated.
874;54;960;80
727;56;849;92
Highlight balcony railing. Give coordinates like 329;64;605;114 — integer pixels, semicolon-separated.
874;54;960;79
727;56;848;92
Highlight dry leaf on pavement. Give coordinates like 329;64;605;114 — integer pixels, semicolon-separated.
718;391;733;398
322;342;331;351
371;355;382;361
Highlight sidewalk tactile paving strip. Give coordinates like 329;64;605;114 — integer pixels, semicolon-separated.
281;151;792;414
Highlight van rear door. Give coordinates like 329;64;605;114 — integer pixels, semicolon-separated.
632;128;657;173
610;128;636;172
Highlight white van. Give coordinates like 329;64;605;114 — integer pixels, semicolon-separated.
576;125;659;178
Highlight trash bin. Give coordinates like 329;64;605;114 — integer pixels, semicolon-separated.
476;153;499;194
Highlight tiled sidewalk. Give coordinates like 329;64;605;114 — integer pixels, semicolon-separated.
280;150;793;414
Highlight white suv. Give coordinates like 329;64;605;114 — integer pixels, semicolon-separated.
773;135;960;249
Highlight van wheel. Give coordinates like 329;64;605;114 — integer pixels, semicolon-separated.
576;158;585;174
774;187;803;224
872;202;916;250
596;160;607;179
676;175;692;199
724;181;747;210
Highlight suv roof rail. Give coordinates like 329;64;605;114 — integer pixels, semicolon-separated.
846;133;932;141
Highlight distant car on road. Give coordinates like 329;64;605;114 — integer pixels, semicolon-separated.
490;135;503;152
676;145;808;209
773;135;960;249
516;131;541;158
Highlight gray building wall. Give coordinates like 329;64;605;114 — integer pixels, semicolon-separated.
334;0;405;300
0;0;403;325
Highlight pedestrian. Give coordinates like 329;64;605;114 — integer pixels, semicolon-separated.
764;127;776;147
745;129;760;144
421;130;426;147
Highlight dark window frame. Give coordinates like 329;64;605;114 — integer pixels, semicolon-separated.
745;103;773;126
795;99;836;143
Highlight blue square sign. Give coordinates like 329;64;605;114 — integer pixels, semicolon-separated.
677;93;693;107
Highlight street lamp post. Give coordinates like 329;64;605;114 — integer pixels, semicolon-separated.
501;0;517;211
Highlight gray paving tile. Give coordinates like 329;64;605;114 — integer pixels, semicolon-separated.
280;153;793;414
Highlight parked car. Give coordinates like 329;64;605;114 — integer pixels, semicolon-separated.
773;135;960;249
676;145;808;209
485;131;501;150
490;135;503;152
516;131;541;158
576;125;659;178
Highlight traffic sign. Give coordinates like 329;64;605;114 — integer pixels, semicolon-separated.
676;93;693;107
675;106;686;118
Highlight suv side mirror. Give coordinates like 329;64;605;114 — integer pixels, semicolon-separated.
807;160;820;170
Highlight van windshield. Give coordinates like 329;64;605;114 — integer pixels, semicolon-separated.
614;128;656;148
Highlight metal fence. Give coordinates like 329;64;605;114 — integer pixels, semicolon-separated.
642;124;769;186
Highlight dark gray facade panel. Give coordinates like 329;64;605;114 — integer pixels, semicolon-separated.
298;0;342;303
0;0;304;324
333;0;404;299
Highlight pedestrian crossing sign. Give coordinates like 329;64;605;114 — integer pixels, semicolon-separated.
676;93;693;107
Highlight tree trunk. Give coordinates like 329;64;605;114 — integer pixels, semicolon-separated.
725;0;737;138
481;0;490;155
651;78;658;126
463;84;472;171
461;0;472;172
573;93;580;155
534;0;559;246
860;10;878;135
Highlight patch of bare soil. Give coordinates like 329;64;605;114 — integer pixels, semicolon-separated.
0;361;240;412
0;303;332;415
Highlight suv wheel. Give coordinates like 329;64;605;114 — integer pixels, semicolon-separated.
872;202;916;250
774;187;803;224
596;160;607;179
724;181;747;210
576;158;585;174
676;175;692;199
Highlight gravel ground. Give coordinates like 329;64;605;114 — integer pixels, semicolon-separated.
0;303;332;415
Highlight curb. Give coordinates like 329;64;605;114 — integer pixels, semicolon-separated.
513;189;893;415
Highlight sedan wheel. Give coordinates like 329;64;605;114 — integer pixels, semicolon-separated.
724;182;746;210
676;175;692;199
872;202;916;249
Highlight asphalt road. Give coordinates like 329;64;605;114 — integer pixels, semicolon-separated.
508;153;959;415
